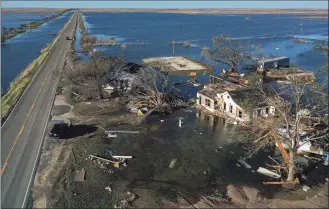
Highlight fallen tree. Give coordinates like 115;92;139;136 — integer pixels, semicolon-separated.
121;66;188;121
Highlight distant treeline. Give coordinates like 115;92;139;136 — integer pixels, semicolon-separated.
1;9;72;44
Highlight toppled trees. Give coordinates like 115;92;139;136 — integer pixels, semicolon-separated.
65;52;125;101
121;66;188;119
243;81;328;183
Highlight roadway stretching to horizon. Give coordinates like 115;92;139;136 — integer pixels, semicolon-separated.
1;11;78;208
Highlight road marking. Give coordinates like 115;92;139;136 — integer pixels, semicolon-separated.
1;69;52;175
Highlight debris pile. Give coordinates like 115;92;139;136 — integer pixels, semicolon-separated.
114;191;136;208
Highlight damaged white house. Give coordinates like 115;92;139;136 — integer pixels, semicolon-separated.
196;86;277;122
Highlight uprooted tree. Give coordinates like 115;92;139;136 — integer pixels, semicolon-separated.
243;78;328;183
201;34;250;72
121;65;188;121
65;52;125;101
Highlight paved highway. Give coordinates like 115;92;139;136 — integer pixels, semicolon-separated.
1;11;78;208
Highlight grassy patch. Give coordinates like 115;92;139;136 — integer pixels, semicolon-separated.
1;13;74;122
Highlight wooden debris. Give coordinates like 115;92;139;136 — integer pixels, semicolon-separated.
263;178;299;185
238;158;251;169
256;167;281;178
74;168;85;182
112;155;133;159
105;130;140;134
89;154;120;168
169;159;177;168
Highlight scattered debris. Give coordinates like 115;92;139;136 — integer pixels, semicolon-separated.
236;163;241;167
73;168;85;182
238;158;251;169
303;185;311;192
256;167;281;178
105;186;112;193
160;120;164;122
105;130;140;134
115;191;136;208
89;154;120;168
263;178;299;185
108;133;118;138
169;159;177;168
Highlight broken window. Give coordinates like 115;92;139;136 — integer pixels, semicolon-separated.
257;109;261;116
205;98;211;107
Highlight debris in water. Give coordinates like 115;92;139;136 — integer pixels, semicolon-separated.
236;163;241;167
178;117;182;127
169;159;177;168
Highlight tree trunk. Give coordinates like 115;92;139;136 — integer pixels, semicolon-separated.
287;150;296;181
98;85;104;99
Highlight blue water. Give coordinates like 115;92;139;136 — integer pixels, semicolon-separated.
79;12;327;97
1;12;58;29
1;11;74;93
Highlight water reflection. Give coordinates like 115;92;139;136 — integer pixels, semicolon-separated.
196;109;237;147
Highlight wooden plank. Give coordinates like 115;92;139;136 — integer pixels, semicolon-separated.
89;154;120;168
263;178;299;185
272;131;289;164
105;130;140;134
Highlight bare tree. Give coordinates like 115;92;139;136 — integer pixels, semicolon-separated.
244;81;328;183
201;34;249;72
66;52;125;101
122;66;188;121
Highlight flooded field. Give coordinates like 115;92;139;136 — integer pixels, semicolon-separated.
1;11;73;92
1;12;58;29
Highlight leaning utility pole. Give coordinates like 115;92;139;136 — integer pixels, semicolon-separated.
171;41;176;56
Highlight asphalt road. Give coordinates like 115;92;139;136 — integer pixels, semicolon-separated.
1;11;78;208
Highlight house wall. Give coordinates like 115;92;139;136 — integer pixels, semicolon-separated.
252;106;275;118
216;92;247;121
197;93;215;112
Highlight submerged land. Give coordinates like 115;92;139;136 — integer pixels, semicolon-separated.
79;8;328;14
1;9;71;44
1;8;328;209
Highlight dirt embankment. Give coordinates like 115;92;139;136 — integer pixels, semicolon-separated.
79;8;328;14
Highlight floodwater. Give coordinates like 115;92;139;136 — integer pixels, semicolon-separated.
1;12;58;29
1;11;74;93
79;12;328;98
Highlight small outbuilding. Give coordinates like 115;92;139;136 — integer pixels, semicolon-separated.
257;56;290;72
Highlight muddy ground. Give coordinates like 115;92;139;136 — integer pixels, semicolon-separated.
31;91;328;208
